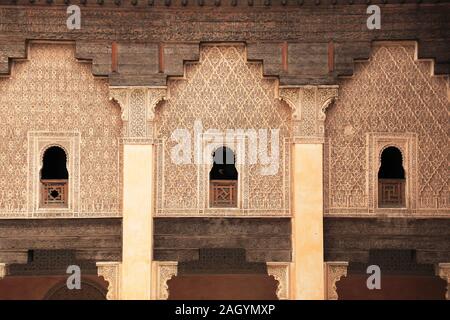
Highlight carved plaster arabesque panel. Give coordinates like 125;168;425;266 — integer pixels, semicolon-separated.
96;261;122;300
154;44;292;217
0;43;122;218
278;85;338;144
326;44;449;217
27;131;81;218
109;86;168;143
367;132;418;215
325;261;348;300
267;262;290;300
155;261;178;300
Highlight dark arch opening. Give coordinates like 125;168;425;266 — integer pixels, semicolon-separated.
378;146;405;179
209;146;238;180
41;146;68;180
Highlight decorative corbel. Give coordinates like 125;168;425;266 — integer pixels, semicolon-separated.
109;87;168;143
109;88;129;122
279;85;338;143
97;261;122;300
317;87;339;135
267;262;290;300
0;263;7;280
325;261;348;300
156;261;178;300
435;263;450;300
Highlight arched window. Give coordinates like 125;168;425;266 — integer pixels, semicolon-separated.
378;146;405;207
209;147;238;207
40;146;69;207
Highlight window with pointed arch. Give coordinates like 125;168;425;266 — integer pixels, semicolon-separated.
209;146;238;208
378;146;406;208
40;146;69;208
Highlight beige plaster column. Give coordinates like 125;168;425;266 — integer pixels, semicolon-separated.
435;263;450;300
110;86;167;300
279;85;338;300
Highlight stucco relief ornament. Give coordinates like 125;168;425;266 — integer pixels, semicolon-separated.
109;89;129;122
326;262;348;300
267;262;290;300
157;262;178;300
436;263;450;300
0;263;7;279
96;262;121;300
109;87;168;141
278;86;338;143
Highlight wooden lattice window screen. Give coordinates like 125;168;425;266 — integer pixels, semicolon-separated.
41;179;68;207
210;180;237;208
378;179;405;207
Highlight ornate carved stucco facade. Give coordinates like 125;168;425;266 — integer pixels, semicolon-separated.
155;44;291;217
0;3;449;301
325;43;449;217
0;43;123;218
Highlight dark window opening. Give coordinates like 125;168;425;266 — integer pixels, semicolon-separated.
209;147;238;181
209;147;238;207
378;147;405;179
41;146;68;180
40;146;69;207
378;146;405;207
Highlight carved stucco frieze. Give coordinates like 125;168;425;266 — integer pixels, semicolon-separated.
435;263;450;300
96;261;122;300
0;263;7;279
325;261;348;300
155;261;178;300
278;85;338;144
267;262;290;300
109;87;168;143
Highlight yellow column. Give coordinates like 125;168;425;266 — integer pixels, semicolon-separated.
280;85;338;300
292;143;324;299
122;144;154;299
110;87;167;300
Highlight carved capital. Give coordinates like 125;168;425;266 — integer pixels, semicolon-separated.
155;261;178;300
0;263;7;279
325;261;348;300
267;262;290;300
97;261;122;300
435;263;450;300
109;86;168;141
279;85;338;143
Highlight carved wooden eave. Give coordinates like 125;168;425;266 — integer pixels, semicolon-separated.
325;261;348;300
96;261;122;300
435;263;450;300
278;85;338;143
267;262;290;300
109;86;168;143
